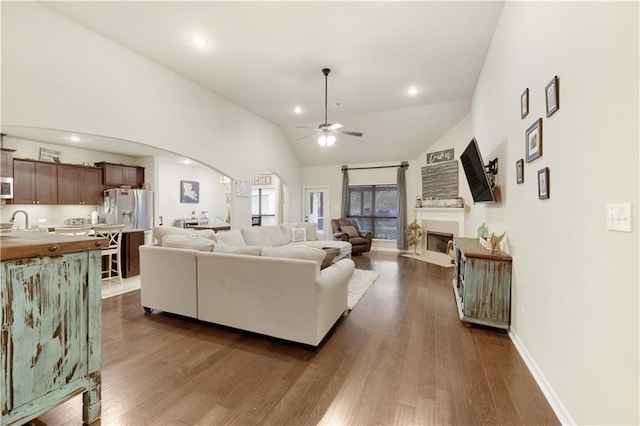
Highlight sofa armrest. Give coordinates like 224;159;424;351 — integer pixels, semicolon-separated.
315;258;355;337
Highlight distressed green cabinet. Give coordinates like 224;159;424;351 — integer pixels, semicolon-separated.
452;237;512;330
1;250;102;425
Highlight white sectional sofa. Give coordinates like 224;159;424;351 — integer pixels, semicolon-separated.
139;223;355;347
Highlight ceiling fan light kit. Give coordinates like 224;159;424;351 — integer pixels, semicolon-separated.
298;68;364;150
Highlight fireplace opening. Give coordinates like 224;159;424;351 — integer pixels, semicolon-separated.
427;231;454;253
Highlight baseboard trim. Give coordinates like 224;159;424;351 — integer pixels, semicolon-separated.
508;329;575;425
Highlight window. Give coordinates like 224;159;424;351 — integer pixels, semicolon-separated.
347;184;398;239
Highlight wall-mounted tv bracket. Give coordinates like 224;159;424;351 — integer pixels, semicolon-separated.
485;158;498;188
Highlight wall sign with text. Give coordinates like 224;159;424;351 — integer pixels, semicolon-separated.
426;148;454;165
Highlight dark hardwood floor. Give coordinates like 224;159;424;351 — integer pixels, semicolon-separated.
35;252;559;425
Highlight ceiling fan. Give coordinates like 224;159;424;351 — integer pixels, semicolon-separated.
297;68;363;150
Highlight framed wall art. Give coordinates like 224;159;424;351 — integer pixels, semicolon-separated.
537;167;550;199
180;180;199;203
545;75;559;117
520;88;529;119
526;118;543;162
516;159;524;184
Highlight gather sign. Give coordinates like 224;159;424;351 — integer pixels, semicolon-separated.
426;148;454;165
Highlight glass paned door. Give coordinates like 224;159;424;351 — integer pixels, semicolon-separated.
304;187;328;233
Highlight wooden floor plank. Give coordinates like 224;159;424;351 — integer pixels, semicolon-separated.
33;251;559;425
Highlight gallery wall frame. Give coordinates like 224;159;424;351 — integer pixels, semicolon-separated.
516;159;524;184
520;88;529;119
526;118;543;162
537;167;550;199
545;75;559;117
180;180;199;203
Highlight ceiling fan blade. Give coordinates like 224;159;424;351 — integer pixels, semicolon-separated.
328;123;343;131
339;130;364;137
294;125;316;130
295;133;316;141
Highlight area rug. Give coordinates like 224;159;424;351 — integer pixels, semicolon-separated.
348;269;380;310
101;276;141;299
402;251;454;268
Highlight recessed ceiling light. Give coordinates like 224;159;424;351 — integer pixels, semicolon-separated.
294;106;303;114
191;36;207;47
69;136;81;142
406;86;420;96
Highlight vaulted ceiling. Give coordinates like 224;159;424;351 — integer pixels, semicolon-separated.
9;2;504;167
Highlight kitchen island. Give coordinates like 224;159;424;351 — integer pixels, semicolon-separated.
1;231;104;425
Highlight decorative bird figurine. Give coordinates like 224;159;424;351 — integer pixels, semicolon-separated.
489;232;505;254
477;222;487;239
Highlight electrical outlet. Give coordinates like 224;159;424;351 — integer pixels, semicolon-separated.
606;203;632;232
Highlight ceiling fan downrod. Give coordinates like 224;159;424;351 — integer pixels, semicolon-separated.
322;68;331;126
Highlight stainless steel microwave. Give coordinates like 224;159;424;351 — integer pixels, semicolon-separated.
0;177;13;199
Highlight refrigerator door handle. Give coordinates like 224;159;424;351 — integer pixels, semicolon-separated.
133;190;139;229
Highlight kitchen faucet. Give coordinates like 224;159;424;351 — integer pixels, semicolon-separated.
10;210;29;230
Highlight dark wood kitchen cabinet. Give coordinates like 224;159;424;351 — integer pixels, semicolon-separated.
12;159;57;204
121;230;144;277
97;162;144;188
0;148;15;178
57;164;104;205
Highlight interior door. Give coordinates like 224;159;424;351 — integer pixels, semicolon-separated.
303;187;328;235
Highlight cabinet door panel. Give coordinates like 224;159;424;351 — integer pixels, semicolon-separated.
1;254;88;412
57;165;80;204
12;160;35;204
103;164;125;187
81;168;104;205
35;163;57;204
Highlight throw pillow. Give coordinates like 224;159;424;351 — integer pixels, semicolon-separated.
341;225;360;238
262;225;287;247
241;227;271;247
162;234;215;252
193;229;216;241
214;229;246;247
213;242;262;256
152;226;194;246
291;227;307;242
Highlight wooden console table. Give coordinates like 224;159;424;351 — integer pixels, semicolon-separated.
186;224;231;232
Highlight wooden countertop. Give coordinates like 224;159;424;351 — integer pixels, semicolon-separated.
0;231;107;261
454;237;512;261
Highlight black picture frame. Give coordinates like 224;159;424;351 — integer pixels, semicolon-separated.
521;88;529;119
545;75;559;117
180;180;199;203
537;167;550;199
526;118;543;163
516;159;524;184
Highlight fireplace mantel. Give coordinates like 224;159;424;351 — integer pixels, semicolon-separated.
414;207;467;237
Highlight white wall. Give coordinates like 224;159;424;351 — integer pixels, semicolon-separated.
470;2;638;424
1;2;303;227
157;159;227;227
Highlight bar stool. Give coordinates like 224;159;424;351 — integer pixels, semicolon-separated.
93;225;125;283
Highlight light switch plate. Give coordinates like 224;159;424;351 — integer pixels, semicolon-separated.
606;203;632;232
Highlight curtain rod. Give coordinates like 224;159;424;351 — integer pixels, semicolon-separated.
342;161;408;171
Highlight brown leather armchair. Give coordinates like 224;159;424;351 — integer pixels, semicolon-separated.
331;218;373;255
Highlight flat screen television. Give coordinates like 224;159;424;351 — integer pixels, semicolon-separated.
460;137;496;203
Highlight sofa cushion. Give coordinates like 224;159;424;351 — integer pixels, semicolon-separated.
213;242;262;256
241;227;271;247
262;225;287;247
193;229;216;240
261;246;326;270
214;229;246;247
153;226;194;246
162;234;215;252
341;225;359;238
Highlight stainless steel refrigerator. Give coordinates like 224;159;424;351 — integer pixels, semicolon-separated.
103;188;154;243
